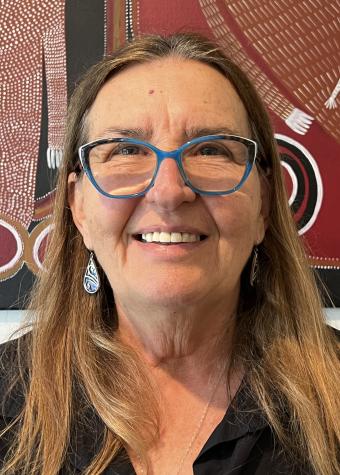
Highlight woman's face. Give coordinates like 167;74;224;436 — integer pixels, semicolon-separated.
69;58;268;312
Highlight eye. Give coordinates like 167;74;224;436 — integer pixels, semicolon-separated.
114;145;142;155
195;143;232;158
198;145;223;156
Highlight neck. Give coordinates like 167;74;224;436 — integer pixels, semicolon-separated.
115;293;238;376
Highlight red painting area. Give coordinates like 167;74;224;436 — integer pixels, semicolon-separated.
1;0;339;286
0;225;18;268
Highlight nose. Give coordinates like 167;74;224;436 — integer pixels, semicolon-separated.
145;157;196;210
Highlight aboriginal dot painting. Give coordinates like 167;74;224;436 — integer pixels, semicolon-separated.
1;0;339;309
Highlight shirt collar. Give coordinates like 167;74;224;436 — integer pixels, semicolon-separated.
196;377;268;458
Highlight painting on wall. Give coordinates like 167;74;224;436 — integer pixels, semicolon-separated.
1;0;339;309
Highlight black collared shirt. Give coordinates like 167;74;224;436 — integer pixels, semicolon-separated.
2;332;337;474
64;379;312;475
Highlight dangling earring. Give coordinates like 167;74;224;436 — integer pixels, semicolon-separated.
83;252;100;294
250;246;259;287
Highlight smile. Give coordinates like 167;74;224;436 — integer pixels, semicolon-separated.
134;231;207;244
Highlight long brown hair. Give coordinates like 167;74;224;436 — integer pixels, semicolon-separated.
1;33;339;475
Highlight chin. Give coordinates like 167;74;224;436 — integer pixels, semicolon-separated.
135;276;207;308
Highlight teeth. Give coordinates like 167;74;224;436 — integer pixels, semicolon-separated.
153;231;160;241
170;232;182;243
160;232;171;243
141;231;201;243
182;232;196;242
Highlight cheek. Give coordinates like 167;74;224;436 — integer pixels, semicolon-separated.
83;193;138;247
207;191;262;247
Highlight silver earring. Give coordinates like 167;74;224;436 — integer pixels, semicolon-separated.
83;252;100;294
250;246;259;287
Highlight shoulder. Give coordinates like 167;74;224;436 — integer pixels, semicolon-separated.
0;333;31;419
0;335;31;469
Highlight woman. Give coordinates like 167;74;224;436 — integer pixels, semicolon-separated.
0;33;339;475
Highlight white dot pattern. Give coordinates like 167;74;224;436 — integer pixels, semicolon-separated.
0;0;67;227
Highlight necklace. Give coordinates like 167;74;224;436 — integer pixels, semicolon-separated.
136;362;227;475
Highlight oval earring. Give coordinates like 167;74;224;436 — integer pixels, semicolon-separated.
83;252;100;294
250;246;259;287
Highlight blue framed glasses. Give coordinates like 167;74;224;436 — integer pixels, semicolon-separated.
78;134;258;198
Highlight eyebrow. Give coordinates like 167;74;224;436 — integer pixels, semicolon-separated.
184;126;245;139
98;128;152;140
96;125;245;141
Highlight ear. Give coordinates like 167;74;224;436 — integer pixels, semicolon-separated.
256;173;271;245
68;172;93;250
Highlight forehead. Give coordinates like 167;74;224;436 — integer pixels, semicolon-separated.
87;57;251;140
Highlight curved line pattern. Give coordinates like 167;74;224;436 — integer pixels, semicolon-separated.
32;224;52;271
281;161;298;206
276;133;323;235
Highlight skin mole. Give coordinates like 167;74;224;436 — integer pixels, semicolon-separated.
148;89;155;94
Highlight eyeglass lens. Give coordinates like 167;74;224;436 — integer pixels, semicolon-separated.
86;139;251;196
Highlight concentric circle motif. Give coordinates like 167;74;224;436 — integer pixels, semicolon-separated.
275;134;323;235
0;215;26;281
26;220;53;275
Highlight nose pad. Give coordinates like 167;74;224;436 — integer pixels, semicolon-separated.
145;158;196;208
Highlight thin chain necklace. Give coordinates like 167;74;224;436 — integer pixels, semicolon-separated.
136;362;227;475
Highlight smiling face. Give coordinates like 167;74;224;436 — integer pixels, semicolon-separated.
69;57;267;316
